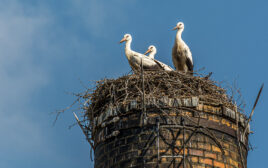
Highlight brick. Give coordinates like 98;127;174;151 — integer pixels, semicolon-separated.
223;142;229;149
110;149;118;157
212;145;221;153
120;159;132;167
158;97;167;106
214;160;225;168
115;154;125;162
221;119;231;127
175;157;182;162
167;98;174;107
93;98;249;168
159;149;172;155
229;144;238;153
191;156;198;163
198;142;211;151
208;106;214;113
208;115;220;123
161;157;167;162
169;111;177;116
178;133;189;139
144;149;156;155
115;138;126;146
106;142;114;152
199;112;208;119
214;107;222;114
160;130;172;138
148;113;158;117
181;111;192;116
200;158;213;165
192;97;199;106
217;154;224;161
204;152;217;159
182;98;191;107
125;151;138;160
226;165;234;168
176;140;181;146
190;141;198;148
207;106;214;113
203;105;208;112
196;103;204;111
189;149;204;157
173;98;182;107
174;148;188;155
119;145;132;153
159;163;171;168
223;107;236;119
137;142;146;150
229;151;237;160
229;158;239;167
192;135;205;142
140;133;151;141
224;150;229;156
159;141;167;148
127;135;139;143
129;100;137;109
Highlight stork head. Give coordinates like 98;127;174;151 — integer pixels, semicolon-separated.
172;22;184;30
144;45;157;55
120;34;132;43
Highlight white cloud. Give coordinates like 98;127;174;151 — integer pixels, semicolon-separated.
0;0;52;162
0;1;95;167
70;0;136;37
0;2;50;105
0;0;134;167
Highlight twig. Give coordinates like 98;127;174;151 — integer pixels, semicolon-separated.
242;83;264;139
73;112;95;151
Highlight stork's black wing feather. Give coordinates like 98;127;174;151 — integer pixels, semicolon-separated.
186;57;193;72
183;49;193;72
153;59;166;70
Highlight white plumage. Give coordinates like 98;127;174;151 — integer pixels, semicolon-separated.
144;45;157;59
172;22;194;74
120;34;173;72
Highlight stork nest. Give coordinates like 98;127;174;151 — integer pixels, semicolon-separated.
81;71;235;121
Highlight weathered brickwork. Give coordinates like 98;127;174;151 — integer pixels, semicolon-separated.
93;97;249;168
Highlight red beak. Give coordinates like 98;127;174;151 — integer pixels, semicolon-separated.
119;37;126;43
172;26;178;30
144;49;151;55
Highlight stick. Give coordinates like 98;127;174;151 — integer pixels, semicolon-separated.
141;58;145;113
242;83;264;138
235;102;245;168
73;112;95;150
140;57;147;126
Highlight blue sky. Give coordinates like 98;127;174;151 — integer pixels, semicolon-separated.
0;0;267;167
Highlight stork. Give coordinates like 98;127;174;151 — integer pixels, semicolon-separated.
144;45;157;59
172;22;193;74
120;34;173;72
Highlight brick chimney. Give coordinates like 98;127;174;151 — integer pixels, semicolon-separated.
88;72;249;168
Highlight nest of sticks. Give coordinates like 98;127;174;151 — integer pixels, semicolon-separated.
81;71;235;121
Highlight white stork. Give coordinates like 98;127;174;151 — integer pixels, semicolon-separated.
144;45;157;59
172;22;194;74
120;34;173;72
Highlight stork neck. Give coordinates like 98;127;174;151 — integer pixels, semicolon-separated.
125;39;132;52
176;29;183;42
149;50;156;58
